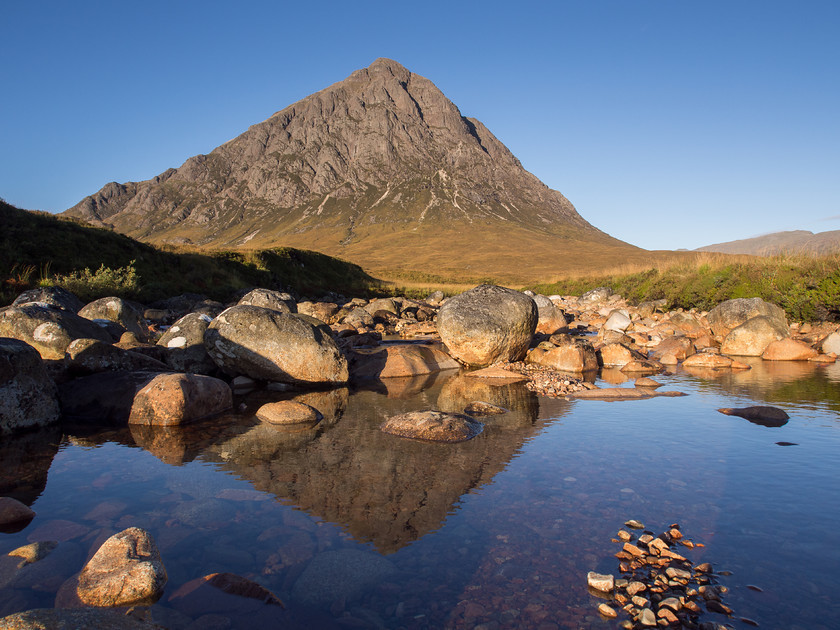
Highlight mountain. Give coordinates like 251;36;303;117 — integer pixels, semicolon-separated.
695;230;840;256
63;58;648;283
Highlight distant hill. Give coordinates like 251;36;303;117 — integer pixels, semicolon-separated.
695;230;840;256
62;58;658;284
0;200;381;304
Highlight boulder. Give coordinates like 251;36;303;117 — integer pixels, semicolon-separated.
128;373;232;426
436;285;537;367
363;297;400;316
526;341;598;373
348;343;459;380
604;309;632;333
761;338;819;361
238;288;297;313
0;497;35;531
65;338;169;375
535;303;568;334
580;287;613;304
598;343;646;367
821;331;840;355
256;401;322;425
0;304;112;359
204;305;348;384
650;336;695;361
380;410;484;442
721;315;789;356
707;297;787;337
78;297;148;342
717;406;790;427
682;352;750;369
296;301;340;324
0;338;60;434
156;312;216;374
11;286;84;313
76;527;167;607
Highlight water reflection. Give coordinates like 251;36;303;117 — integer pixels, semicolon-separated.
0;426;61;506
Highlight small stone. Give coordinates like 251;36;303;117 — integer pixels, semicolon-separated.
632;596;649;608
587;571;615;592
623;543;645;557
626;581;647;596
638;534;654;544
638;607;656;626
665;567;691;580
256;401;322;425
658;608;679;623
598;603;618;618
695;562;713;573
659;597;681;611
617;529;632;541
625;519;645;529
0;497;36;529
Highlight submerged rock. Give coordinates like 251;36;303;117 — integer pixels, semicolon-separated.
717;406;790;427
380;410;484;442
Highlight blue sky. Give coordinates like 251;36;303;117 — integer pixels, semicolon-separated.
1;0;838;251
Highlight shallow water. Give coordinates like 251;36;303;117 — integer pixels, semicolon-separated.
2;359;839;629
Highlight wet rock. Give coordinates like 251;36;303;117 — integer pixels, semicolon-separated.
625;519;645;529
128;373;232;426
634;377;661;388
720;315;789;356
348;343;459;380
717;406;790;427
238;288;296;313
380;410;483;442
598;603;618;618
204;305;348;384
463;401;508;415
291;549;397;608
682;352;750;369
526;340;597;373
761;338;819;361
437;284;537;367
78;296;148;342
587;572;614;592
0;338;60;434
0;303;112;359
0;608;162;629
76;527;167;607
0;498;35;532
707;297;788;338
12;286;84;313
156;312;217;374
169;572;284;619
256;401;322;425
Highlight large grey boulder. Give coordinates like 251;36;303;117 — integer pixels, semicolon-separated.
0;338;60;434
78;296;148;342
65;338;169;376
11;286;84;313
237;288;297;313
721;315;789;356
0;304;112;359
204;305;348;384
436;284;537;367
707;297;787;338
156;312;217;374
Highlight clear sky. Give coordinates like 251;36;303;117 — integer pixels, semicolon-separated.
1;0;838;251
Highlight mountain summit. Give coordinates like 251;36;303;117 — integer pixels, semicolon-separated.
64;58;642;282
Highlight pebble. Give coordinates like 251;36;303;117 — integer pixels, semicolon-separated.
625;519;645;529
638;607;656;626
598;603;618;618
617;530;632;541
586;571;614;592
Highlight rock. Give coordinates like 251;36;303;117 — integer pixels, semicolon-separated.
128;373;232;426
348;343;459;379
598;603;618;618
436;284;537;367
65;338;169;375
598;343;646;367
426;290;445;306
380;410;484;442
0;304;112;359
12;286;84;313
650;336;695;361
587;572;614;592
717;406;790;427
76;527;167;607
156;312;217;374
256;401;322;425
341;306;374;329
526;340;598;373
619;358;663;374
625;519;644;529
463;366;529;382
570;387;655;400
238;288;297;313
535;303;568;334
58;370;158;424
821;331;840;355
0;498;35;531
721;315;789;356
638;607;657;626
204;305;348;384
78;296;148;342
604;309;632;333
0;338;61;434
0;608;162;629
682;352;750;369
761;338;819;361
581;287;613;303
296;301;340;324
463;401;508;415
634;377;661;388
707;297;788;337
364;297;400;316
291;549;397;608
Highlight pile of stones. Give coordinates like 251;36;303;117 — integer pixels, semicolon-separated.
490;360;592;397
587;521;750;629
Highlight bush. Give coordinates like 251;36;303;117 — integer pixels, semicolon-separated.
42;261;139;302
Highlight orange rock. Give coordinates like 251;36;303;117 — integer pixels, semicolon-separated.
761;338;819;361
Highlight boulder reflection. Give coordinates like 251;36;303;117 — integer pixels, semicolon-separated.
128;373;568;553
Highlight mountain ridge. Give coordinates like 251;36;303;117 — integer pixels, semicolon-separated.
695;229;840;256
64;58;648;283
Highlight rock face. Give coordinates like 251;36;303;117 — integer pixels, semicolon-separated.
0;338;60;434
381;410;484;442
0;304;112;359
65;338;169;375
721;315;789;356
156;312;216;374
437;285;537;367
76;527;167;607
128;373;232;426
204;305;348;384
707;297;788;338
78;296;148;341
11;286;84;313
62;58;638;284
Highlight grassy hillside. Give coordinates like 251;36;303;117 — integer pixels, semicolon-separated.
0;200;384;305
528;252;840;322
